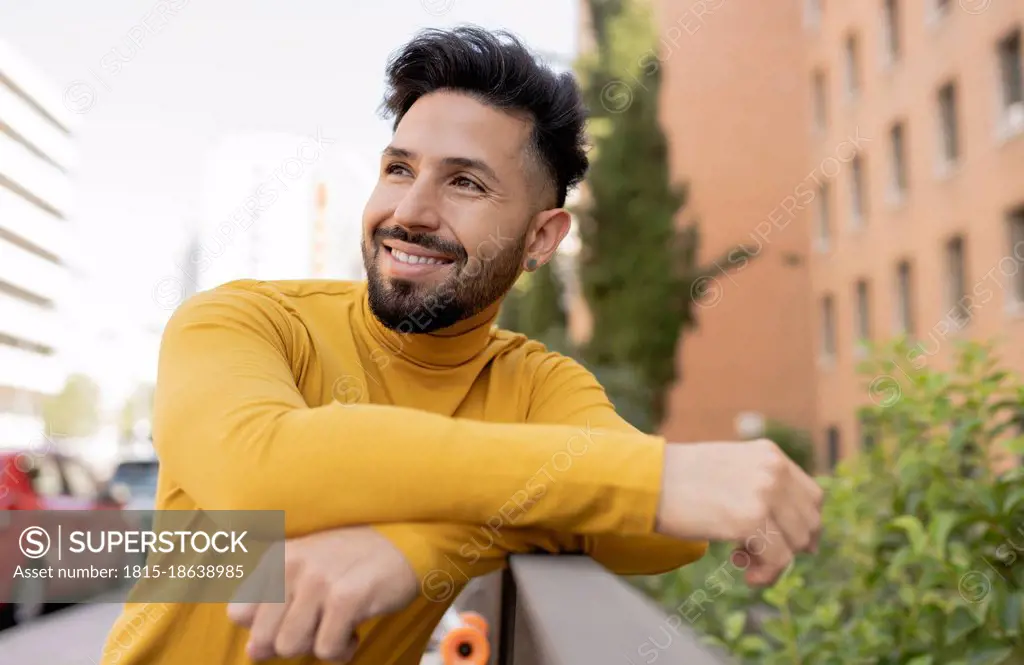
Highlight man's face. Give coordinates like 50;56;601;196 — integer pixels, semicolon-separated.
361;91;539;333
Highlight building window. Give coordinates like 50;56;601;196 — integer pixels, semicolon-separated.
896;260;915;336
859;416;876;451
826;426;841;470
938;82;960;170
855;279;871;348
998;29;1023;138
821;294;837;362
889;121;907;202
946;236;969;328
1008;207;1024;306
850;154;866;227
812;70;828;132
815;183;831;251
883;0;901;64
844;35;861;99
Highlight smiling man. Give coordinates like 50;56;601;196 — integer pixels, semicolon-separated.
100;26;822;664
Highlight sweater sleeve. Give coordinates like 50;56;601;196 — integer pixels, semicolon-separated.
524;350;708;575
152;285;665;539
371;521;578;595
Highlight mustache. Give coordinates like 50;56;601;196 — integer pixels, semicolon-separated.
373;226;467;261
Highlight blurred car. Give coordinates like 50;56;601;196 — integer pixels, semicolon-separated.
107;454;159;542
0;450;129;629
107;455;159;512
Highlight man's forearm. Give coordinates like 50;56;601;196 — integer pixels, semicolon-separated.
153;288;665;538
375;522;705;586
372;522;578;590
156;400;663;537
522;353;710;575
581;534;708;575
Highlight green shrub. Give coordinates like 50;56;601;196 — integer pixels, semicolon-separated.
639;339;1024;663
498;263;567;342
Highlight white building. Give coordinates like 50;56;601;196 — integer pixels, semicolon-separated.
195;132;373;292
0;39;77;448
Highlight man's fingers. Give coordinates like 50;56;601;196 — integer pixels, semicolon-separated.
794;466;824;553
313;615;359;663
795;488;823;553
227;602;258;627
772;502;805;554
778;454;824;554
745;517;792;587
274;579;325;659
228;544;277;627
247;600;290;661
772;493;816;554
790;456;824;501
313;584;365;662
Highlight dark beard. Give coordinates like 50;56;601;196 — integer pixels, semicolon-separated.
363;225;526;334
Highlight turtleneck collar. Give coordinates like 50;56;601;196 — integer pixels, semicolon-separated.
359;282;501;368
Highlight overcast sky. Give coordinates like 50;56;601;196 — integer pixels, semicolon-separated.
3;0;578;406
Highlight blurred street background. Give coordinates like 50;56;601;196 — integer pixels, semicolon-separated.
1;0;1023;663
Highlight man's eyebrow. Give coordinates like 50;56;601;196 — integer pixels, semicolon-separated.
382;146;414;160
441;156;499;184
381;146;500;183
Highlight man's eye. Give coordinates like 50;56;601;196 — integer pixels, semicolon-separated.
452;176;483;192
385;163;411;176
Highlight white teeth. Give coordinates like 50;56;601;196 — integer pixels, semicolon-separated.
391;248;449;266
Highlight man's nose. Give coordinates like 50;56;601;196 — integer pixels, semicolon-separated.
392;179;442;233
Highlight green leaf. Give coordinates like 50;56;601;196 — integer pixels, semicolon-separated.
965;583;996;626
735;635;769;654
898;583;917;606
761;583;789;608
759;616;788;644
997;591;1021;637
1005;435;1024;457
905;656;934;665
1001;486;1024;515
928;511;959;556
698;634;727;650
891;515;928;555
979;488;1002;518
946;605;981;644
967;647;1014;665
723;611;745;642
984;370;1010;385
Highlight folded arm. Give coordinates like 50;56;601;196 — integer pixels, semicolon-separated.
524;353;708;575
153;284;664;540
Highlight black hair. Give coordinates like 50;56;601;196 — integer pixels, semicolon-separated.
380;25;589;208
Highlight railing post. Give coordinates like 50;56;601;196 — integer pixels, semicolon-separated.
497;566;517;665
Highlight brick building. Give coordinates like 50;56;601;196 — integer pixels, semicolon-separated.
575;0;1024;469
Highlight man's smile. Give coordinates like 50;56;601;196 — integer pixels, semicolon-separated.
380;238;456;279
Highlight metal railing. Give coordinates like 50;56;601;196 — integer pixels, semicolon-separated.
457;555;734;665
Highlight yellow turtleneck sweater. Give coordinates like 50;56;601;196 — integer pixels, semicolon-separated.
100;279;706;665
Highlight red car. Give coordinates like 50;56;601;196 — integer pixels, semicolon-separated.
0;449;128;629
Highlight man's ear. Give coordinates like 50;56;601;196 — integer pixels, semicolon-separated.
522;209;572;271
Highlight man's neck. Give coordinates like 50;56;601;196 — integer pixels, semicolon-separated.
359;286;502;367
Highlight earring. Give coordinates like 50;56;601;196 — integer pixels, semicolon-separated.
526;258;538;271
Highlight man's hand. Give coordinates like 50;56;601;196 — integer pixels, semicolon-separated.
227;526;418;662
655;439;824;586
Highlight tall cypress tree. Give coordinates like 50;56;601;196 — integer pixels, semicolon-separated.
575;0;748;428
497;262;568;352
